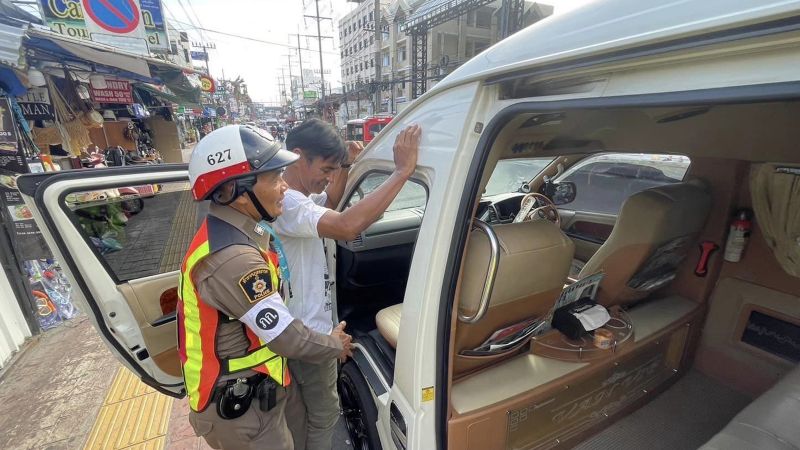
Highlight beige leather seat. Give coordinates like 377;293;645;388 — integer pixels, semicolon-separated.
375;303;402;348
578;180;712;306
701;364;800;450
376;220;574;374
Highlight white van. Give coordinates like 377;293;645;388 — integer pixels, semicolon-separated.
20;1;800;449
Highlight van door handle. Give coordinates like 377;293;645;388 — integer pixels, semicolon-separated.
390;402;407;450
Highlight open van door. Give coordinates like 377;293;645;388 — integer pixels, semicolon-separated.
17;165;193;396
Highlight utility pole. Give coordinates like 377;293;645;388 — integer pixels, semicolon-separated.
284;54;297;118
303;1;333;121
192;41;216;75
374;0;382;114
292;30;308;119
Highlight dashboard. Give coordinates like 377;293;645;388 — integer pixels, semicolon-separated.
477;193;525;224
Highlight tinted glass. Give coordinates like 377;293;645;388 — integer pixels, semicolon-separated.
64;181;196;282
557;154;691;215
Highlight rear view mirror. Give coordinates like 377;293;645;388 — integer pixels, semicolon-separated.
552;181;577;205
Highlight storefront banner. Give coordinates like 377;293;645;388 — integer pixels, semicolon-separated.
0;98;19;154
38;0;168;53
90;79;134;103
17;88;54;121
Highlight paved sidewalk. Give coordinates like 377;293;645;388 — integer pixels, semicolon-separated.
0;316;117;449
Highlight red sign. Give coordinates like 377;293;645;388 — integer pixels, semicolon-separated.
90;79;134;104
199;75;215;93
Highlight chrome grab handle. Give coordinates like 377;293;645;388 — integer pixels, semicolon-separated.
458;219;500;324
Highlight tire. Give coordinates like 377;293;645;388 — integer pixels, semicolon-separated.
121;198;144;215
339;361;382;450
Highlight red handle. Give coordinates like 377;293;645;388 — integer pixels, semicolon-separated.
695;241;719;277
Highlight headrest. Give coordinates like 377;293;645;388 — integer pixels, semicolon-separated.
459;220;574;314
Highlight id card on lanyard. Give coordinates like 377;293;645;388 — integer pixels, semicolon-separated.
257;221;293;299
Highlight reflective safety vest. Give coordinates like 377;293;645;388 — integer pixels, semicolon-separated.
178;215;290;412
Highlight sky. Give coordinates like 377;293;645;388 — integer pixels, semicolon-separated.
164;0;595;103
20;0;595;103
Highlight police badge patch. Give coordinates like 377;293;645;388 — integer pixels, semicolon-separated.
239;268;275;303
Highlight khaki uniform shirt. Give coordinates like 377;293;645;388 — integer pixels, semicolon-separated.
192;203;342;381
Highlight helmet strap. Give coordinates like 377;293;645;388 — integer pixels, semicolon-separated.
245;188;276;222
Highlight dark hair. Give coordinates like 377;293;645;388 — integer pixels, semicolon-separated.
285;118;347;164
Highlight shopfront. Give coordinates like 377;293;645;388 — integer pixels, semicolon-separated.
0;21;200;352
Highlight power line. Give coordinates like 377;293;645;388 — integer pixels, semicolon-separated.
167;18;341;55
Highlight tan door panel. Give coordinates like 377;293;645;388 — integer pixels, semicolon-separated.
696;277;799;396
559;210;616;262
118;271;180;375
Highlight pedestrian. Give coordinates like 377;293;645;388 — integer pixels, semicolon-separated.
273;118;421;450
180;124;354;450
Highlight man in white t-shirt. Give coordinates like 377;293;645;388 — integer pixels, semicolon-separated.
272;118;421;450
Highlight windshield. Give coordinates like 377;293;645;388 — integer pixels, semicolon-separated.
484;158;553;197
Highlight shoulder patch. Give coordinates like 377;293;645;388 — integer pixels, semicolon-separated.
239;268;275;304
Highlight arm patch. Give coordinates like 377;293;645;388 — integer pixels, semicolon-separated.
239;268;276;304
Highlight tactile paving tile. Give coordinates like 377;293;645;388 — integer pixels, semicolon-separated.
83;367;173;450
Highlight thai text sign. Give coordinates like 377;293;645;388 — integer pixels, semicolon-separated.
90;79;134;104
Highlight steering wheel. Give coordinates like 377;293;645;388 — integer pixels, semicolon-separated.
514;193;560;226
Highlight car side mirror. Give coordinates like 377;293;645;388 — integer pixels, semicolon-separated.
552;181;577;205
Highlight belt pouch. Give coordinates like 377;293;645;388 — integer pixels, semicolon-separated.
257;379;278;412
216;380;253;420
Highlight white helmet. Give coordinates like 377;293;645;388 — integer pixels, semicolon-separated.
189;125;298;201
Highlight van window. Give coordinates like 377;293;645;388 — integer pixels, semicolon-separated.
64;181;196;282
556;153;691;215
346;172;426;212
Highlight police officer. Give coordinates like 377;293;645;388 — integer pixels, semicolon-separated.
179;125;353;450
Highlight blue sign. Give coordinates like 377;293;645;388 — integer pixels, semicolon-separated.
191;51;208;61
140;0;169;52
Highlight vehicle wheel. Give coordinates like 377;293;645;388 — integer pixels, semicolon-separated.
121;198;144;215
339;361;382;450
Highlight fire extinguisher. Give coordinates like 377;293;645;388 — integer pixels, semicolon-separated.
724;209;752;263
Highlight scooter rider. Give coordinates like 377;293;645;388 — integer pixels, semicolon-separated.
180;124;353;450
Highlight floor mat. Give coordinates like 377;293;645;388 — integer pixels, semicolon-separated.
574;370;751;450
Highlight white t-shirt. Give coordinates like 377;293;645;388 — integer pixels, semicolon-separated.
272;189;333;334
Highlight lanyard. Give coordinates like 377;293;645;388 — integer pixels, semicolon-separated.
257;221;293;298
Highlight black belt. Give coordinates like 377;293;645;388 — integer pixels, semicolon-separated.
212;373;278;420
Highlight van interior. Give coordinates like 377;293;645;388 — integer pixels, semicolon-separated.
335;100;800;449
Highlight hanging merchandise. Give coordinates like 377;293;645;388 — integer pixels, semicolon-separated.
724;209;752;263
24;259;78;330
46;75;92;156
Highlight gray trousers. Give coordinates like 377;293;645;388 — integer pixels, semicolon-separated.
286;357;340;450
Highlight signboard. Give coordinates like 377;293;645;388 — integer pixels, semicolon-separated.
81;0;148;55
38;0;168;53
303;90;318;99
140;0;169;52
199;75;215;93
190;51;208;61
0;98;19;154
90;79;134;103
17;88;54;121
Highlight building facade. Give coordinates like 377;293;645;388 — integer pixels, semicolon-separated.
338;0;552;119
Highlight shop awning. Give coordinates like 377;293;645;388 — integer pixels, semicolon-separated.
25;27;201;103
134;83;180;103
26;27;153;80
0;20;26;69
